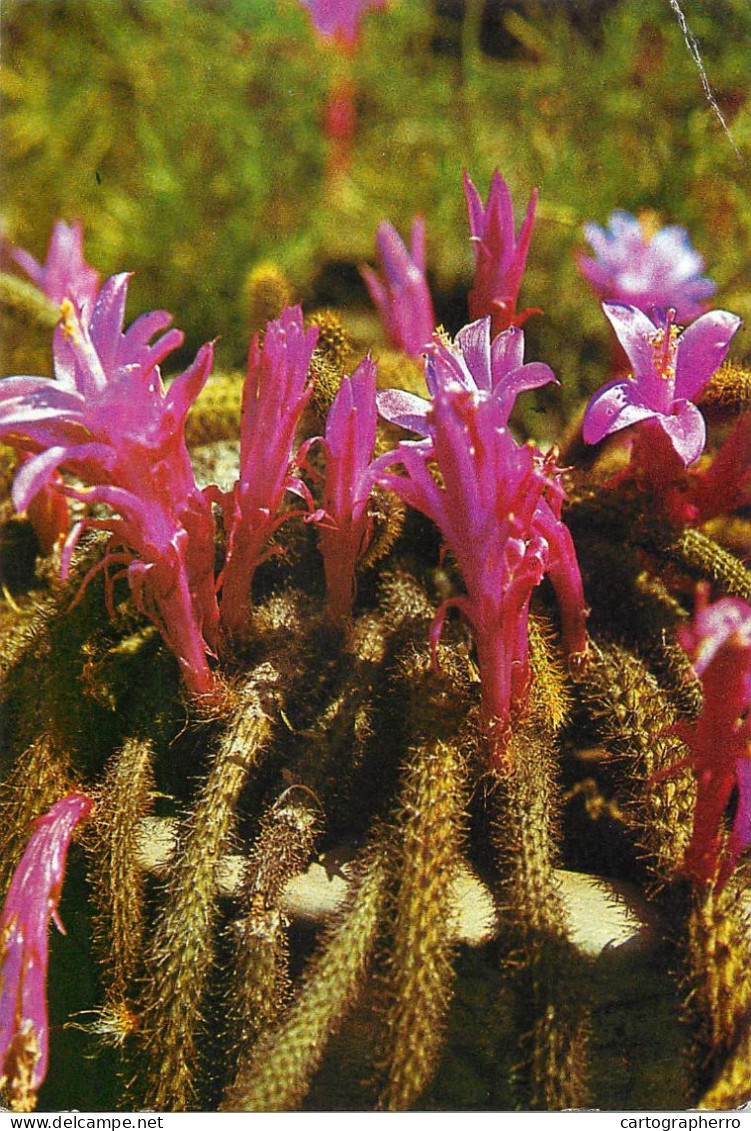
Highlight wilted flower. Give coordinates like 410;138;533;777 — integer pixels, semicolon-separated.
318;356;378;622
299;0;386;47
361;218;435;358
671;590;751;889
0;274;219;696
463;169;539;335
375;380;587;767
582;303;741;469
0;793;93;1111
377;315;556;435
12;219;100;316
218;305;319;639
578;210;716;323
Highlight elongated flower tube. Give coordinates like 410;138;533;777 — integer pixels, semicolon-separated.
375;381;587;767
0;793;93;1111
671;591;751;888
463;169;539;335
11;219;100;315
578;210;716;323
0;274;219;697
361;218;435;358
377;315;556;435
218;305;319;640
583;303;741;470
319;355;378;622
299;0;386;48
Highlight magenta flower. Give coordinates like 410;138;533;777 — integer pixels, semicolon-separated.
0;274;219;697
218;306;319;639
299;0;386;47
377;315;556;435
670;590;751;889
360;218;436;359
375;381;587;767
12;220;100;316
9;221;101;553
319;356;378;622
582;303;741;468
0;793;93;1110
463;169;539;336
578;210;716;323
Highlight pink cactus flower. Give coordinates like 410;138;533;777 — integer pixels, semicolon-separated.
578;210;716;323
299;0;386;48
361;218;436;359
9;221;102;553
463;169;540;336
377;315;556;435
583;303;741;470
318;355;379;622
11;219;100;316
671;590;751;889
0;794;93;1111
0;274;219;697
375;377;587;768
218;305;319;640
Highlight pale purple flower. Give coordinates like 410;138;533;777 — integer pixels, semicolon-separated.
375;381;587;767
360;218;435;358
463;169;539;336
299;0;386;47
0;793;93;1111
0;274;219;696
12;220;100;316
218;306;319;639
582;303;741;467
671;590;751;888
578;210;716;323
377;315;556;435
319;355;378;622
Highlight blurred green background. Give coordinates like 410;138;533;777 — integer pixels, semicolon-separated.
1;0;749;426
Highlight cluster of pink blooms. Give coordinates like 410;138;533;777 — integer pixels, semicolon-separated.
0;161;747;1104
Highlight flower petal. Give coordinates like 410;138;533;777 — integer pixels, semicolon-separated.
658;400;706;466
602;303;661;377
582;378;655;444
376;388;430;433
674;310;742;401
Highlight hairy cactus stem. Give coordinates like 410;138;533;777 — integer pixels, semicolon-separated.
575;642;695;885
651;527;751;602
685;880;751;1101
220;831;393;1112
86;736;156;1000
141;667;279;1111
225;788;320;1067
490;722;591;1110
378;656;471;1111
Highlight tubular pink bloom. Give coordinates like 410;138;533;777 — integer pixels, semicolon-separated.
583;303;741;468
299;0;386;48
0;276;219;697
578;210;716;323
11;220;100;316
670;590;751;889
360;218;436;359
319;356;378;622
0;793;93;1111
377;316;556;434
463;169;540;336
375;382;587;768
218;306;319;639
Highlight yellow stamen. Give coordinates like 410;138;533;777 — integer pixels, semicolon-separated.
59;298;79;346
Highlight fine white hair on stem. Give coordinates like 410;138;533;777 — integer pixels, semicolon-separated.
668;0;743;162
